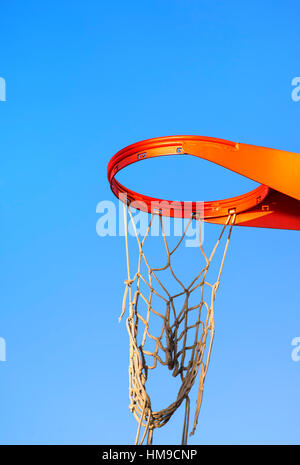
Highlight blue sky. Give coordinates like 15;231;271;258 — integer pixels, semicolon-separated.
0;0;299;445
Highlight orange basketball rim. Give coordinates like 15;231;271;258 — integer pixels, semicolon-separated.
107;135;300;230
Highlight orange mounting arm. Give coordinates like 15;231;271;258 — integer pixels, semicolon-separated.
107;136;300;230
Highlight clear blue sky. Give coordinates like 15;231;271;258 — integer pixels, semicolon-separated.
0;0;299;445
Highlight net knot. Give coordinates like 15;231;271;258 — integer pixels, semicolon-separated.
124;278;134;287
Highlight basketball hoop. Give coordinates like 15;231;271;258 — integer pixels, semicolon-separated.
107;135;300;444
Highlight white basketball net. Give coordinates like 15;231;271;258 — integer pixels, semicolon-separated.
119;203;236;444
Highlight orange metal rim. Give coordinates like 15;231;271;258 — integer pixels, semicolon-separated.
107;135;300;229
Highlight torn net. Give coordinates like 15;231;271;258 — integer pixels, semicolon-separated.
119;203;236;444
